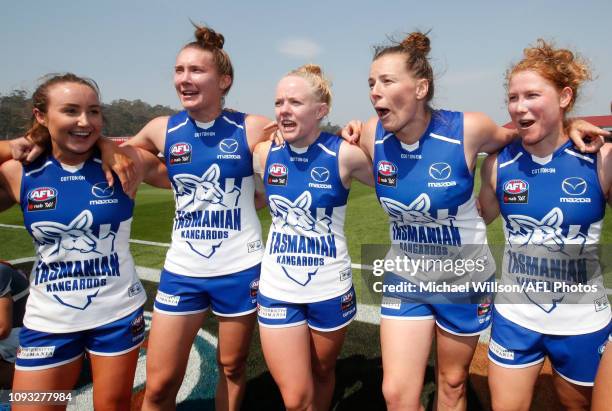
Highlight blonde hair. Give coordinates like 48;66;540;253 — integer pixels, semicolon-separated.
287;64;332;108
507;39;591;113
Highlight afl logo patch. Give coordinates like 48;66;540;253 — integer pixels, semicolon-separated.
503;179;528;204
92;182;114;198
249;279;259;298
377;161;397;187
268;163;288;186
27;187;57;211
170;142;192;164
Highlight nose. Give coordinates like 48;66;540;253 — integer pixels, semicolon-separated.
369;82;381;101
277;100;291;116
515;97;529;113
77;111;91;127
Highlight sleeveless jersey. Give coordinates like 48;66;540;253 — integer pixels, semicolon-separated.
259;133;352;303
20;154;145;333
374;109;494;283
163;110;263;277
495;140;610;334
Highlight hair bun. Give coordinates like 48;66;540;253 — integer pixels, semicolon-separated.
401;32;431;56
300;64;322;76
194;25;225;49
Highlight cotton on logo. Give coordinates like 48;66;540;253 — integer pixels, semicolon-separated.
503;180;528;194
378;161;397;176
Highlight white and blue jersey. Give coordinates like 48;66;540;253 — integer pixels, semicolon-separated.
495;140;611;334
259;133;352;303
20;154;145;333
374;109;494;282
163;110;263;277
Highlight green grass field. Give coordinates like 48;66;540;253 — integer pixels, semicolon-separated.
1;161;611;410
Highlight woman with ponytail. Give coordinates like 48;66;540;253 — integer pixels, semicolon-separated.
107;24;272;411
253;64;373;411
0;73;169;410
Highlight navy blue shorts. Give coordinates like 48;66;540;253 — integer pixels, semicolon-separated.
16;307;144;370
380;272;493;336
257;287;356;332
489;308;611;386
154;264;260;316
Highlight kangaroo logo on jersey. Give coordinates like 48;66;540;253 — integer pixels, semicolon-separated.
560;177;591;203
268;191;335;286
173;164;242;259
30;210;119;310
269;191;331;235
506;208;589;313
170;142;192;164
380;194;462;248
506;208;586;254
377;161;397;187
503;179;529;204
174;164;241;210
268;163;288;186
27;187;58;211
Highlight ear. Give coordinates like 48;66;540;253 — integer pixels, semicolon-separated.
219;74;232;94
559;86;573;109
316;103;330;120
33;108;47;127
415;79;429;101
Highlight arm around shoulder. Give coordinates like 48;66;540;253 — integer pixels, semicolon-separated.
464;112;516;156
597;144;612;206
478;153;500;224
339;140;374;188
0;160;22;212
245;114;274;152
123;116;169;154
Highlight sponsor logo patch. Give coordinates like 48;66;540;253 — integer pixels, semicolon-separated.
91;182;114;198
489;339;514;360
247;240;263;253
155;291;180;306
268;163;288;186
381;296;402;310
257;304;287;319
503;179;529;204
128;282;143;298
27;187;57;211
594;295;609;312
131;313;145;339
17;346;56;359
560;177;591;203
377;161;397;187
170;142;192;165
339;267;351;281
428;162;456;187
249;279;259;299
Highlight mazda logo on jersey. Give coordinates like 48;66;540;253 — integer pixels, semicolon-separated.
92;182;114;198
27;187;57;211
561;177;587;196
219;139;238;154
429;162;451;180
311;167;330;183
